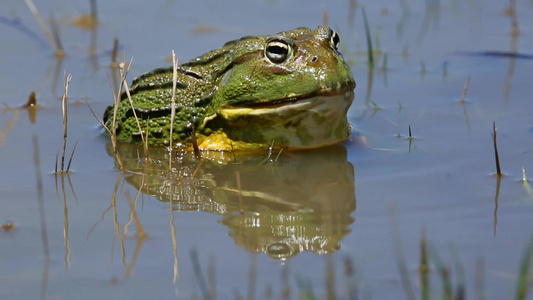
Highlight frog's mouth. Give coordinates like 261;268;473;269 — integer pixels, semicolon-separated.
202;89;355;150
226;89;355;110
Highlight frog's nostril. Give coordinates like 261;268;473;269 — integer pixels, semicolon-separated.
311;56;318;63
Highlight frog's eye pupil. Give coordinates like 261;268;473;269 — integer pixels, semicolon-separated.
265;39;291;63
331;31;340;51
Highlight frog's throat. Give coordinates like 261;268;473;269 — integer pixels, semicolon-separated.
198;90;355;151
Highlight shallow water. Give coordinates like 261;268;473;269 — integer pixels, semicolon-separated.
1;0;533;299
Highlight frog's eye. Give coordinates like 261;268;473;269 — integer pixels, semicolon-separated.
330;30;341;51
265;37;292;64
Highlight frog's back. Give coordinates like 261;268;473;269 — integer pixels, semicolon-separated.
104;46;237;146
129;46;232;89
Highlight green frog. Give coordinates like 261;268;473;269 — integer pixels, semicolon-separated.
103;26;356;151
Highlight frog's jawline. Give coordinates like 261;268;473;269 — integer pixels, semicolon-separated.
208;92;355;151
224;88;354;110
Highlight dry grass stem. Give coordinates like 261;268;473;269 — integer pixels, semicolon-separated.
460;74;470;103
66;138;78;172
361;7;374;67
109;62;127;170
49;16;65;57
491;121;502;176
83;97;112;135
60;72;73;173
143;121;150;162
24;0;63;56
170;50;179;150
120;61;144;145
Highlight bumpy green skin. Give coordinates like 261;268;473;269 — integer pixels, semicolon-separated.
103;26;356;149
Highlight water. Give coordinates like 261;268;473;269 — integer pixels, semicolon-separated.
1;0;533;299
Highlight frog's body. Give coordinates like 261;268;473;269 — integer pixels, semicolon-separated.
103;26;356;151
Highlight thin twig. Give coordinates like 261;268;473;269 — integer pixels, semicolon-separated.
60;72;73;172
83;97;112;135
66;138;78;172
24;0;60;55
361;7;374;67
492;121;502;176
49;16;65;57
170;50;178;150
144;120;150;162
120;61;144;145
460;75;470;103
110;62;126;170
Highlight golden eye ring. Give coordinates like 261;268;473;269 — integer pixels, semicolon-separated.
265;37;293;63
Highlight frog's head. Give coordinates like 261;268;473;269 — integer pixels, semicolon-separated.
202;26;356;150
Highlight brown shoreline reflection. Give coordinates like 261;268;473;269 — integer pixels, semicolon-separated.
107;142;356;259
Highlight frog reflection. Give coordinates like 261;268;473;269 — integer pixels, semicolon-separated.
107;143;356;259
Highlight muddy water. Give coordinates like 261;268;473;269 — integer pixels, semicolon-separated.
1;0;533;299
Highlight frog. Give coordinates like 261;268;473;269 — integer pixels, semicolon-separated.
103;26;356;151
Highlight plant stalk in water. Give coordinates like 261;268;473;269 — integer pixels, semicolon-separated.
57;71;76;173
361;7;374;67
492;121;502;176
24;0;64;56
460;74;470;103
169;50;178;153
